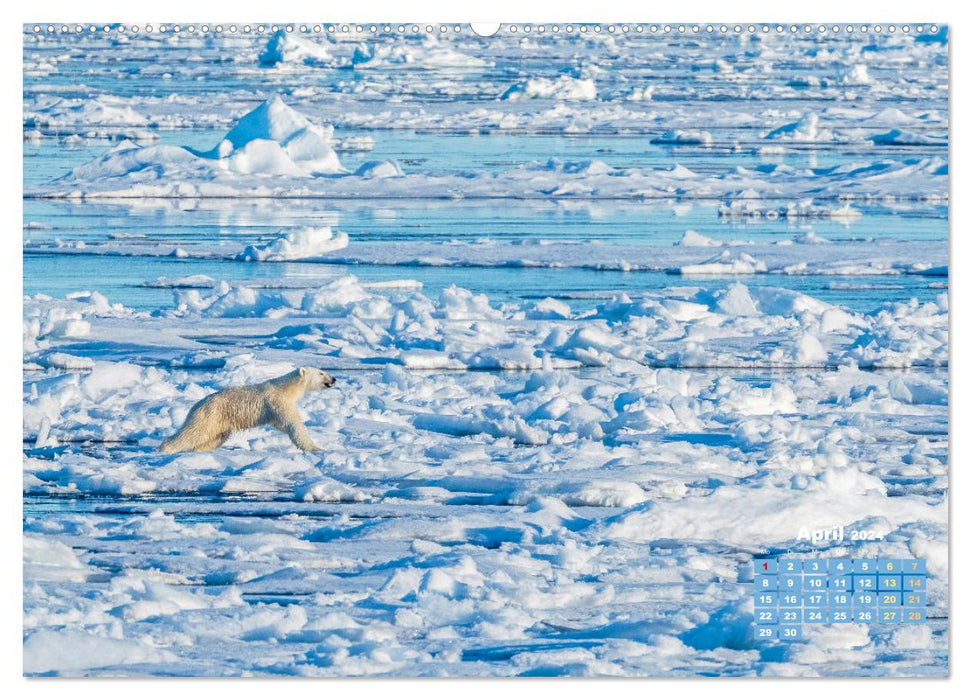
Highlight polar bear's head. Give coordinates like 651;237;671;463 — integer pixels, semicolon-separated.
299;367;336;390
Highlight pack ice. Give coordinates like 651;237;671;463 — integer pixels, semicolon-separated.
23;275;948;675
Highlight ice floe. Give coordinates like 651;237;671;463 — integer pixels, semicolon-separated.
501;77;597;101
235;227;350;262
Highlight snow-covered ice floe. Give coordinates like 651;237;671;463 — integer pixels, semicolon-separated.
235;227;349;262
27;96;947;202
25;277;947;372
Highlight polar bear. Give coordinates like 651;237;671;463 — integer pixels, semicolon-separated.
159;367;335;453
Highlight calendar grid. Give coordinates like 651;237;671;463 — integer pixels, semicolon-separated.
753;558;927;641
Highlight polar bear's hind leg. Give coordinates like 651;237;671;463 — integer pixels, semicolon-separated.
159;399;227;453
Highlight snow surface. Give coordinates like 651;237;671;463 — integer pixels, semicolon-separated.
23;277;949;676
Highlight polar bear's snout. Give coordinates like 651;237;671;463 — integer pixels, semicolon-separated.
298;366;335;389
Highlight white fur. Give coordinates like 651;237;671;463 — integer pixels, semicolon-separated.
159;367;335;453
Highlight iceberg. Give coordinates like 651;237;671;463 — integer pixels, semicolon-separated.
259;30;335;67
202;96;344;175
49;96;346;191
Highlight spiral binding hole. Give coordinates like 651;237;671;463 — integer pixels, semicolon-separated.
28;23;944;38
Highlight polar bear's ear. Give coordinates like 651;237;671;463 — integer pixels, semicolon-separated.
298;367;308;378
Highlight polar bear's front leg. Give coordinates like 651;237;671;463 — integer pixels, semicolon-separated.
270;407;320;452
284;421;322;452
272;406;321;451
280;422;320;451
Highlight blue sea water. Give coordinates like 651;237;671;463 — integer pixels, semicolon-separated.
23;28;947;315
